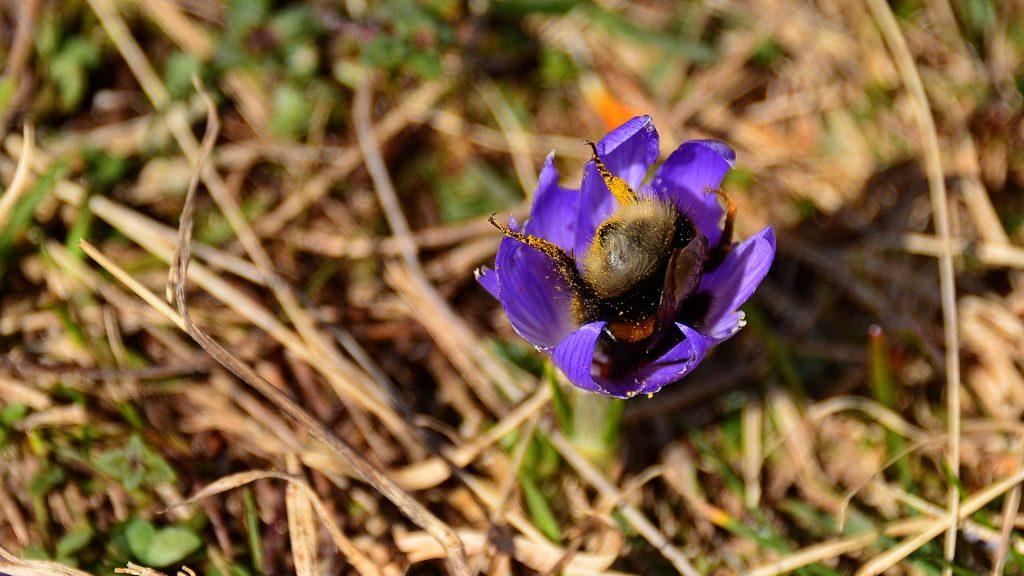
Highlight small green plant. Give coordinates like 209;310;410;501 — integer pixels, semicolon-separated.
125;518;203;567
93;434;176;492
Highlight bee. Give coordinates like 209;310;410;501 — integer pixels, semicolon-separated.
490;141;734;379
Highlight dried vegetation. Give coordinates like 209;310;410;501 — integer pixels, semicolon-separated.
1;0;1024;574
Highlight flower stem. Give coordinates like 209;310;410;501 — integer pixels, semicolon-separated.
545;361;623;466
568;380;624;467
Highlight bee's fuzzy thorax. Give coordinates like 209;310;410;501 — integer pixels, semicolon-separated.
582;197;677;299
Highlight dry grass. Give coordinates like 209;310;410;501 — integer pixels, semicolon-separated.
2;0;1024;574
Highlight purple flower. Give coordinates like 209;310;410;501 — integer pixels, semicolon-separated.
477;116;775;398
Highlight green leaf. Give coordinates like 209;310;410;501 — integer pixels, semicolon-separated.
546;362;572;434
869;327;913;489
406;51;442;79
583;5;716;63
540;49;577;85
30;464;66;497
84;148;129;191
56;525;93;558
431;158;518;223
361;36;409;69
520;474;561;543
488;338;545;375
0;402;29;426
21;546;51;560
164;52;204;100
225;0;270;45
0;160;69;281
50;37;103;111
600;397;625;449
118;402;145;429
751;38;784;69
125;518;203;567
50;303;87;347
142;526;203;566
125;518;156;559
533;434;561;479
269;6;323;46
268;83;309;138
217;0;270;67
244;487;263;573
284;44;320;80
0;77;16;115
206;563;253;576
491;0;583;16
64;197;92;259
94;442;141;491
93;434;176;491
141;445;176;486
962;0;996;38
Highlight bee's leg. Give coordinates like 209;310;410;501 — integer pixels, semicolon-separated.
716;188;737;247
488;215;587;292
704;189;737;270
585;140;638;205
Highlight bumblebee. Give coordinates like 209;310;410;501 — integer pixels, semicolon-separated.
490;142;735;378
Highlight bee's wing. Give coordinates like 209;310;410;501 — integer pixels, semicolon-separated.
654;235;708;338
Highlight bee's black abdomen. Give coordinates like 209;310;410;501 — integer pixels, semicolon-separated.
674;291;712;329
584;267;666;324
672;212;697;248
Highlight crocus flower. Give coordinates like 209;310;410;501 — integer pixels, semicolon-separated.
477;116;775;398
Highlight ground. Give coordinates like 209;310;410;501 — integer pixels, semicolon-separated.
1;0;1024;574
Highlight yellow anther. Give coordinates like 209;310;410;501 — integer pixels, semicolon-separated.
488;214;585;294
585;140;638;206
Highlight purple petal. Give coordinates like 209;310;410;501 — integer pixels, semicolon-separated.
551;321;608;394
575;116;661;258
651;140;736;249
524;152;579;252
475;266;499;300
699;226;776;341
552;322;713;398
594;116;661;188
493;222;576;349
626;325;714;395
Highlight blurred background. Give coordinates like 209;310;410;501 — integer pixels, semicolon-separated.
1;0;1024;574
